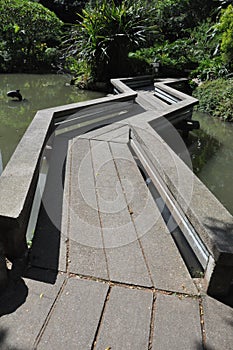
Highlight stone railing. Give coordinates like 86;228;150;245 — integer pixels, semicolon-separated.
0;91;137;288
128;119;233;297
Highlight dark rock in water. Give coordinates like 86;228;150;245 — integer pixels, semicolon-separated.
7;89;22;101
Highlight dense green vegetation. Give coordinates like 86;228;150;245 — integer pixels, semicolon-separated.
63;0;157;85
193;79;233;121
62;1;233;84
0;0;233;119
0;0;63;72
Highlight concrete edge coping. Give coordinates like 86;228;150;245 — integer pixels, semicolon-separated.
128;121;233;259
111;78;136;94
127;118;233;295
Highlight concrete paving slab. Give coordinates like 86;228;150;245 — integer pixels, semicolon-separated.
96;186;128;215
110;142;154;220
92;145;152;285
110;142;197;293
0;270;65;350
97;183;137;241
152;293;202;350
60;137;109;280
68;241;109;280
78;122;125;140
105;241;152;287
68;191;103;247
92;124;129;143
65;139;102;247
91;140;118;189
95;286;153;350
140;222;197;294
69;138;96;196
37;277;109;350
102;220;137;248
59;137;72;272
202;295;233;350
92;139;143;235
110;141;159;216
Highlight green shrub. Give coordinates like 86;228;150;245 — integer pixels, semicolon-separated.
130;38;198;76
193;78;233;121
190;56;229;80
0;0;63;72
130;18;232;80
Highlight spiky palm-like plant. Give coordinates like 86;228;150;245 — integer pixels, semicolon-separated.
65;0;156;82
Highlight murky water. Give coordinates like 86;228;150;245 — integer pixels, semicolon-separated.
0;74;104;168
186;111;233;215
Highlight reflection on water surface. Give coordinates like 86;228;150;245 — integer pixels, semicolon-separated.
187;112;233;215
0;74;104;168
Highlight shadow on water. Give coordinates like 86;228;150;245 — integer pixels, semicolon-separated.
187;112;233;216
184;131;221;175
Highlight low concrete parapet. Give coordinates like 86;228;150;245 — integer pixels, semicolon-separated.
112;75;154;90
0;91;137;287
128;119;233;297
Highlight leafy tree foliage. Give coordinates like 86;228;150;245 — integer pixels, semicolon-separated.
154;0;218;41
0;0;63;72
216;4;233;66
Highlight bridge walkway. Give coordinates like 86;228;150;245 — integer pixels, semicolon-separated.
0;77;233;349
0;121;232;350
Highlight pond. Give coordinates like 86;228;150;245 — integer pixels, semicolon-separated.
0;74;104;170
187;111;233;216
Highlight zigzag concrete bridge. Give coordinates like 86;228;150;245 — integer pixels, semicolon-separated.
0;76;232;349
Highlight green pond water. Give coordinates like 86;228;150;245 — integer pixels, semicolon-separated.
0;74;104;170
187;111;233;215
